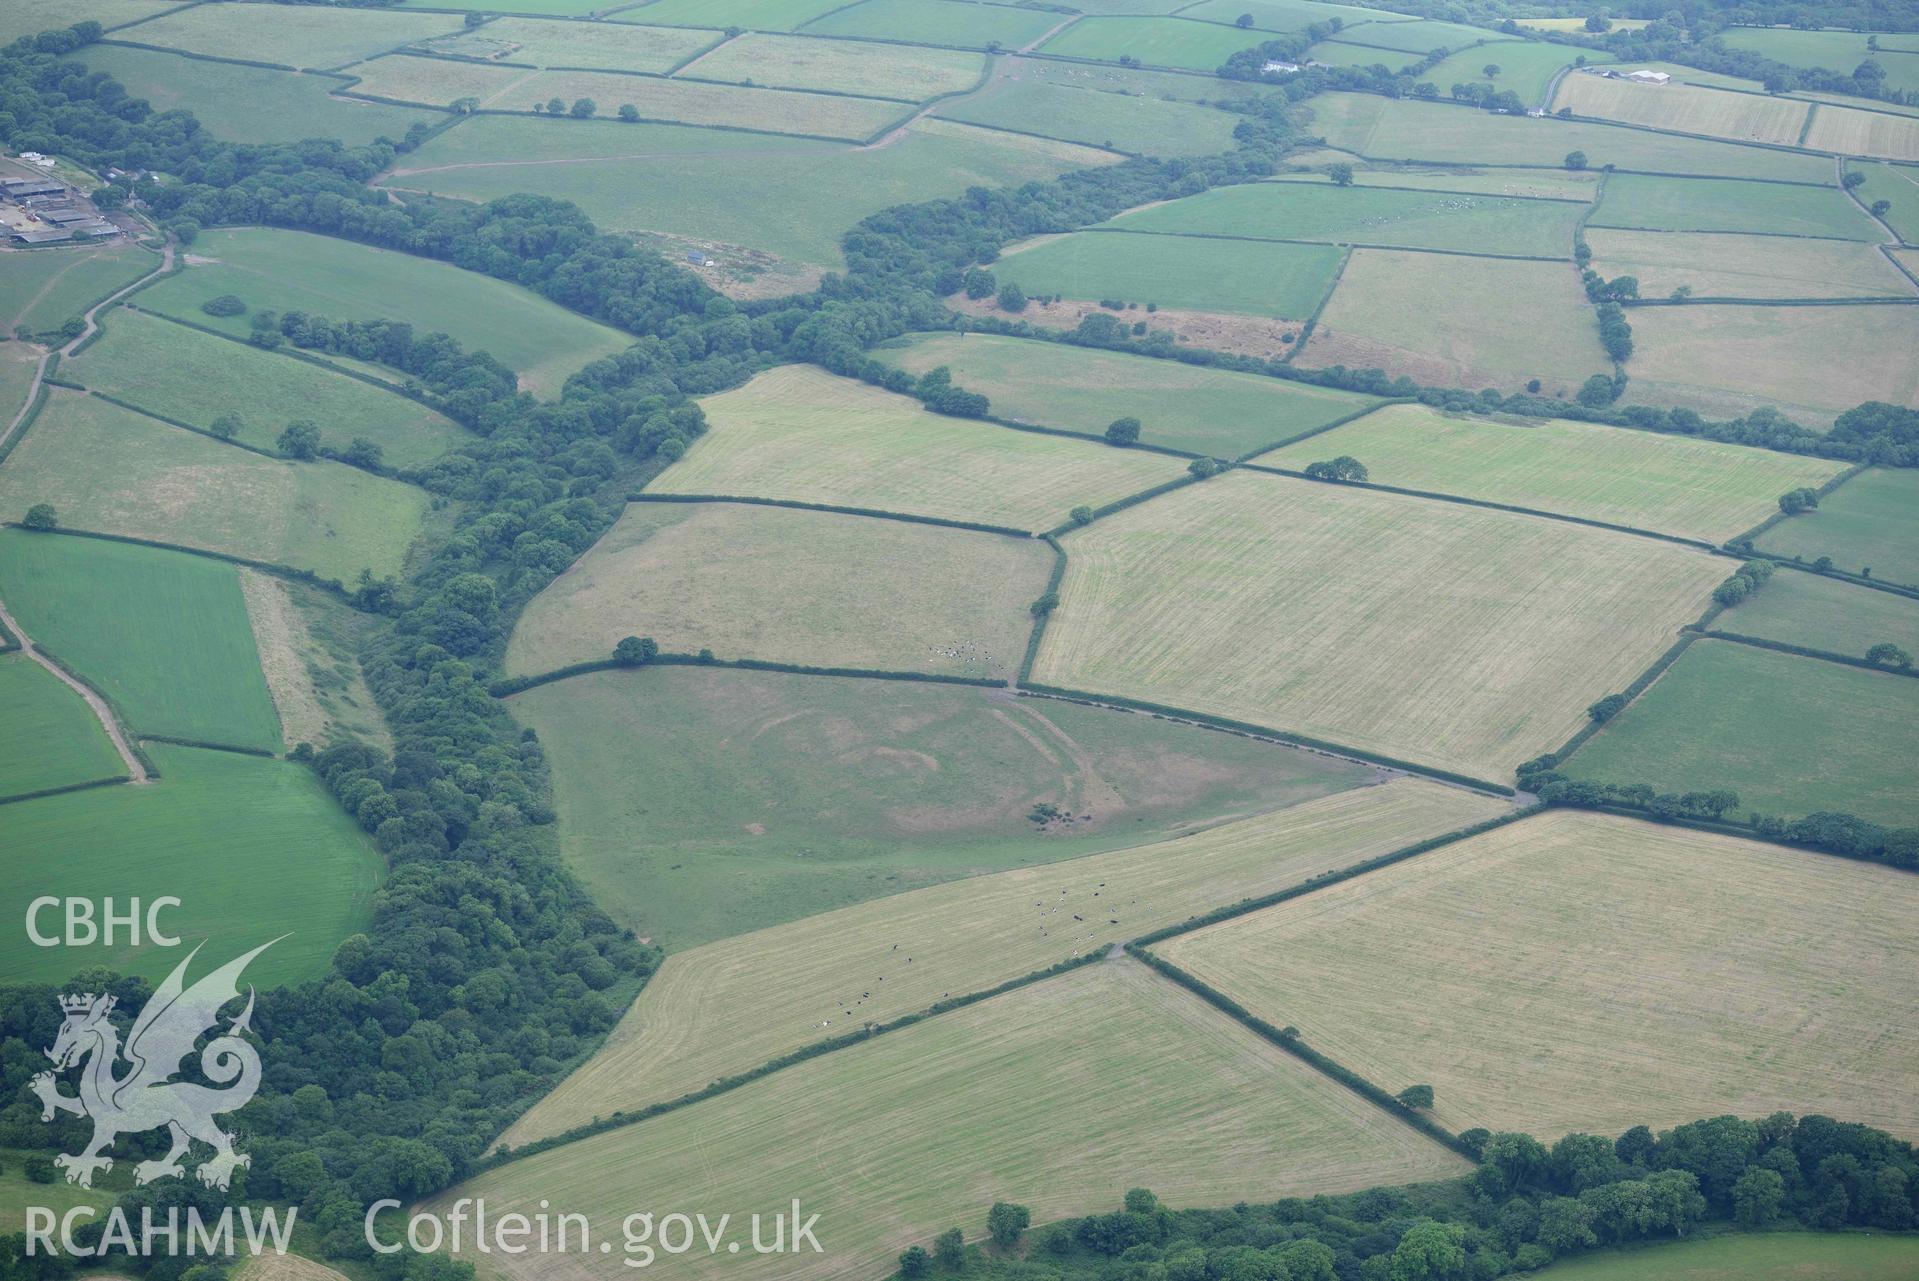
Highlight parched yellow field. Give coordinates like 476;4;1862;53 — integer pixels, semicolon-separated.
502;778;1503;1145
504;501;1053;677
1585;228;1916;300
1032;471;1726;782
1159;810;1919;1140
650;365;1187;533
1552;73;1810;147
679;32;987;101
1259;402;1846;542
113;5;464;69
1804;103;1919;162
450;18;720;73
457;959;1468;1281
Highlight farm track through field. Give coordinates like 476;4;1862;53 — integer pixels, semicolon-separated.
0;594;148;784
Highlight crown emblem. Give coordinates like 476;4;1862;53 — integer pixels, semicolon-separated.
60;992;113;1015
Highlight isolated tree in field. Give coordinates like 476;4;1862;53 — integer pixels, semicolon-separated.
1327;162;1355;186
1866;643;1913;669
898;1246;929;1278
1587;693;1628;722
1482;63;1501;79
201;293;246;317
1564;150;1588;170
996;281;1027;312
986;1202;1030;1249
1777;486;1819;514
452;97;480;115
570;98;595;118
1302;455;1366;482
210;412;242;440
933;1228;965;1269
1396;1084;1434;1110
278;420;321;459
618;104;640;122
1104;416;1141;445
1670;284;1693;300
463;10;486;27
614;635;658;666
1843;170;1866;190
22;503;57;530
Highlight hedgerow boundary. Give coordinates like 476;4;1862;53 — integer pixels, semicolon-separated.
1233;397;1406;464
0;523;364;605
20;636;161;780
625;491;1035;539
1016;535;1068;685
0;774;131;809
489;652;1009;699
1702;628;1919;678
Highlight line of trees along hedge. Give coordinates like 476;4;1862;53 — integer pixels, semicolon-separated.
921;1111;1918;1281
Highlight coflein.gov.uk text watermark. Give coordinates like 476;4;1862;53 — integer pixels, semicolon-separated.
367;1198;825;1269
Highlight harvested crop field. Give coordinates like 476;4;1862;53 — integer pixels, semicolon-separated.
1622;304;1919;426
506;501;1052;677
802;0;1068;50
1298;249;1609;393
1756;468;1919;587
0;389;428;584
1587;173;1881;240
1565;639;1919;826
436;18;719;73
1716;569;1919;659
507;776;1496;1139
1159;809;1919;1140
113;5;463;69
1804;102;1919;162
679;32;986;100
0;654;123;799
609;0;849;29
1258;402;1846;542
649;365;1185;532
1032;470;1726;783
1584;229;1914;299
1037;16;1268;70
872;332;1380;456
515;668;1384;949
934;78;1242;157
992;230;1345;319
1552;72;1810;147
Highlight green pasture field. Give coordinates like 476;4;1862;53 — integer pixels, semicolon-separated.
1106;179;1585;256
1584;229;1912;299
1037;16;1268;70
1305;41;1424;73
1567;639;1918;825
1588;173;1882;239
1535;1232;1919;1280
679;32;986;101
1160;809;1919;1141
1259;402;1845;542
1622;304;1919;427
0;744;384;988
1716;570;1919;659
801;0;1067;50
396;0;600;12
340;53;531;107
993;231;1345;319
378;116;1113;273
506;666;1405;961
1309;93;1835;181
506;501;1053;676
1033;470;1725;783
0;241;154;336
0;389;428;584
651;365;1184;531
66;308;468;468
1008;56;1287;105
1300;249;1609;393
0;1145;126;1233
0;654;123;798
63;46;435;146
1804;102;1919;162
504;774;1494;1141
1756;468;1919;587
0;0;179;44
871;332;1381;456
1553;71;1811;148
1323;18;1513;53
141;227;633;398
1279;167;1603;199
610;0;849;29
0;343;39;429
1719;27;1919;95
0;529;282;751
466;958;1468;1281
111;5;464;69
1179;0;1418;30
1419;41;1602;106
437;18;720;73
1847;161;1919;241
934;77;1243;157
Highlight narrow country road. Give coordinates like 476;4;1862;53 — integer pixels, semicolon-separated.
0;592;149;784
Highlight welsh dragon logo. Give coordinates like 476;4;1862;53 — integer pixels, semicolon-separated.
31;941;274;1190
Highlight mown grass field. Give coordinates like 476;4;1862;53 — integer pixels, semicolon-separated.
0;241;154;335
1757;468;1919;586
1106;180;1585;256
651;365;1184;532
0;529;281;751
872;332;1381;456
0;744;384;988
142;227;633;398
1585;229;1912;299
1587;173;1881;240
1037;16;1269;69
1322;17;1512;53
993;231;1345;319
1300;249;1608;393
113;4;463;69
397;0;604;14
508;667;1388;953
1419;41;1599;105
1180;0;1417;30
0;0;178;42
802;0;1067;50
506;501;1052;676
379;116;1114;273
1719;28;1919;95
1284;167;1604;199
1259;402;1845;541
0;342;38;428
0;1144;126;1233
1847;160;1919;241
1310;93;1835;181
1160;809;1919;1140
1552;73;1811;147
610;0;848;29
679;31;986;100
67;308;468;468
470;961;1467;1281
64;45;435;146
1805;102;1919;162
444;18;719;73
1567;640;1918;825
1306;41;1423;72
0;653;123;798
1033;471;1725;782
0;390;428;584
934;77;1243;157
1622;304;1919;427
506;776;1494;1141
1534;1232;1919;1280
1716;570;1919;658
